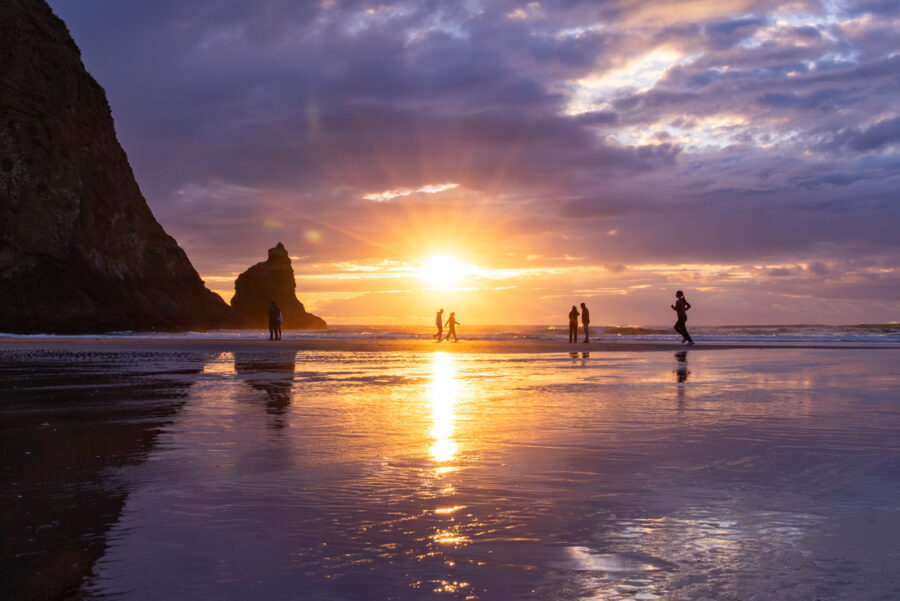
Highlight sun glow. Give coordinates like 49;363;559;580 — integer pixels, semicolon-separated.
418;254;474;289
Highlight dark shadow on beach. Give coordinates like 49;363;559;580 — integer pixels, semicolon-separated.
0;350;206;601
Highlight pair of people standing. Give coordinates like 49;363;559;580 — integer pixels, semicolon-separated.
568;303;590;343
433;308;461;342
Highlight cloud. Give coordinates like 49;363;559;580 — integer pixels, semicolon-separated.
46;0;900;323
838;115;900;152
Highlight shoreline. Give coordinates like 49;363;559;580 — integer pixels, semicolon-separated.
2;336;898;354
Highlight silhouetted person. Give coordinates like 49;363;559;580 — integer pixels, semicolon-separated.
568;305;579;343
445;312;461;342
580;302;590;343
433;308;444;342
268;300;282;340
671;290;693;345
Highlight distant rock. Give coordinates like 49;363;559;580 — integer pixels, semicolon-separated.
231;243;326;329
0;0;233;333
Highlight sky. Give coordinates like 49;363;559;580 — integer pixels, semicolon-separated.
49;0;900;325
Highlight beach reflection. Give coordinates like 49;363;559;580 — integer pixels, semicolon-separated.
426;352;470;549
64;348;900;601
428;352;458;465
674;351;689;384
0;351;207;601
234;352;296;427
674;351;689;407
569;351;590;364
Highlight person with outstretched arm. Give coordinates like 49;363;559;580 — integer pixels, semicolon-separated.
671;290;693;345
445;312;461;342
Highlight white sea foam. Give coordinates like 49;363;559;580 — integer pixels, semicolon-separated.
3;324;898;343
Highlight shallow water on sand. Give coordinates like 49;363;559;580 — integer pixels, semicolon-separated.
5;348;900;600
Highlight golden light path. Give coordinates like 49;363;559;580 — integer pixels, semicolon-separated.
428;351;459;465
427;352;469;549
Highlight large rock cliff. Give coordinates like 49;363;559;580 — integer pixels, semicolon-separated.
232;243;327;329
0;0;232;333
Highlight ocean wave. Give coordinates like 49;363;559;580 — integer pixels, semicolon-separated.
2;324;898;344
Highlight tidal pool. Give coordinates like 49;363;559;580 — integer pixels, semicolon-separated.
4;348;899;600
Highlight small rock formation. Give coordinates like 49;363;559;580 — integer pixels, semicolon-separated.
231;243;327;329
0;0;233;333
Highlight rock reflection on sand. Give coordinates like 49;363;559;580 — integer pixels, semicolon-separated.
0;351;207;601
19;348;896;601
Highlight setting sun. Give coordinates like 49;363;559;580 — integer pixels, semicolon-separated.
418;254;474;289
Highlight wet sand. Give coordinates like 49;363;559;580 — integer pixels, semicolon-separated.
2;336;898;354
2;342;899;600
1;351;204;601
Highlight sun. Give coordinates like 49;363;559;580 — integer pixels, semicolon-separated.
419;254;472;288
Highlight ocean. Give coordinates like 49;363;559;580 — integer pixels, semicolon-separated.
6;323;899;344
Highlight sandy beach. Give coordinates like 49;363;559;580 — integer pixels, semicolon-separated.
3;340;900;600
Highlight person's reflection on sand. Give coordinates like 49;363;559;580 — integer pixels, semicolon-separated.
675;351;690;408
675;351;689;383
568;351;590;365
234;352;296;427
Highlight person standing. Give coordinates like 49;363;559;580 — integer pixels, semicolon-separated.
568;305;579;343
268;300;283;341
580;302;590;343
433;308;444;342
671;290;693;345
445;312;461;342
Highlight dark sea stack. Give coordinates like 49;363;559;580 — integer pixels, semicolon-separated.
0;0;232;333
232;243;327;329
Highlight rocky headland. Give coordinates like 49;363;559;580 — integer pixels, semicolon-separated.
0;0;232;333
231;243;327;329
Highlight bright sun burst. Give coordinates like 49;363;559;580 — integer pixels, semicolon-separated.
418;254;472;288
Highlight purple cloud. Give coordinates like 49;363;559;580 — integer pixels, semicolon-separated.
46;0;900;322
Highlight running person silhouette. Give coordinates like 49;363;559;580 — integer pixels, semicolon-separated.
671;290;693;345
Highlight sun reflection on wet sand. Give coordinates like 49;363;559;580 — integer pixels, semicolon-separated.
428;352;459;465
426;352;472;548
201;351;235;375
